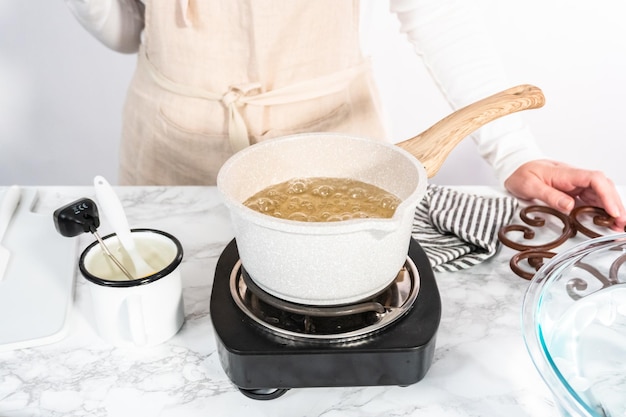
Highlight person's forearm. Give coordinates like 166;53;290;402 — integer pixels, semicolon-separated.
390;0;545;184
65;0;144;53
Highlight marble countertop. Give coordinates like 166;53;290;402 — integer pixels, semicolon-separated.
0;185;576;417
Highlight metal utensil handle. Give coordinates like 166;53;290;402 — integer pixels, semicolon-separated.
91;231;135;280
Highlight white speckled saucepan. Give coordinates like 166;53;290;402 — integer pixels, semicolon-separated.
217;85;545;305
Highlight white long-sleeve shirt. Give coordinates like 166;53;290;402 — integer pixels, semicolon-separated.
65;0;545;184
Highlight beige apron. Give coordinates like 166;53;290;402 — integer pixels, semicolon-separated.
119;0;388;185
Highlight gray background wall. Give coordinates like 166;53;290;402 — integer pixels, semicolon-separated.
2;1;625;187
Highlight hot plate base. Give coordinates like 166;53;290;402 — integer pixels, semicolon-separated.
210;238;441;398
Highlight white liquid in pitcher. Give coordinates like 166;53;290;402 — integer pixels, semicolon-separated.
85;235;176;281
243;177;401;222
546;285;626;415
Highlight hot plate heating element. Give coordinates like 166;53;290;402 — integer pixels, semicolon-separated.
210;238;441;400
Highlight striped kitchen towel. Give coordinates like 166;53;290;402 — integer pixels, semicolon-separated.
412;185;518;272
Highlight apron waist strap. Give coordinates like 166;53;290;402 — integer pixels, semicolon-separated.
142;51;371;152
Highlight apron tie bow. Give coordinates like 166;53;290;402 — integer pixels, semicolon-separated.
221;83;262;152
221;90;240;107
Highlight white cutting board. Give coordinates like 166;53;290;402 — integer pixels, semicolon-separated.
0;188;77;351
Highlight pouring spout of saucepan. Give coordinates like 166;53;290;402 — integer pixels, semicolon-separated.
396;84;546;178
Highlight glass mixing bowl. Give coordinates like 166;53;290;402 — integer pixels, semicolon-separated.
522;233;626;417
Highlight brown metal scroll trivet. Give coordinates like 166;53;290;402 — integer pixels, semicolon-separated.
498;205;620;280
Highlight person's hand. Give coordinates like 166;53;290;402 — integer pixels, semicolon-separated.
504;159;626;232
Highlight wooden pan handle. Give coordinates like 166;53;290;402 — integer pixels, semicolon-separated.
395;84;546;178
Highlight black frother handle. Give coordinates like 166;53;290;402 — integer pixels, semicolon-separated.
53;198;100;237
